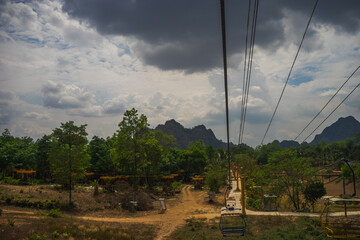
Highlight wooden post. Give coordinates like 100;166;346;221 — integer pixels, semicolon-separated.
240;176;246;215
231;164;240;192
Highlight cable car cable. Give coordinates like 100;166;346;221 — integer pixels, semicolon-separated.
294;64;360;141
261;0;319;145
238;0;252;145
239;0;259;144
220;0;231;187
302;80;360;143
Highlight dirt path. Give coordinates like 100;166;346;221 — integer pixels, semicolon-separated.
3;185;360;240
1;185;216;240
78;185;216;240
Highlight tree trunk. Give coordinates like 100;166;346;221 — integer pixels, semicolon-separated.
69;144;72;204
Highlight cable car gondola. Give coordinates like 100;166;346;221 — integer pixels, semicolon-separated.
320;196;360;239
320;159;360;239
219;187;246;237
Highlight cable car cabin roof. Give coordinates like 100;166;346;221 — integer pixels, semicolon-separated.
221;207;242;215
322;196;360;205
264;194;277;198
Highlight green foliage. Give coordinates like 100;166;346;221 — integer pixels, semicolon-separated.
247;196;262;210
7;218;15;227
52;230;60;239
112;108;174;188
49;121;90;204
47;209;61;218
30;233;48;240
171;181;182;190
205;166;226;193
177;141;207;181
35;135;52;180
255;142;281;165
185;217;206;231
88;136;114;175
112;108;150;175
170;216;327;240
342;163;360;183
303;181;326;212
10;197;60;210
160;148;181;175
264;149;313;210
2;177;20;185
234;154;258;177
0;129;37;171
231;143;255;157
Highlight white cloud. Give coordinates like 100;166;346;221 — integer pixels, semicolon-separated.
0;0;359;147
24;112;50;120
42;81;95;109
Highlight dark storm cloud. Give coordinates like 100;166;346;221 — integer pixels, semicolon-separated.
60;0;359;72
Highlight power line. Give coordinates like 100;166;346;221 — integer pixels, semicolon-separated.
238;0;259;144
220;0;231;187
294;65;360;141
260;0;319;145
238;0;251;145
302;80;360;143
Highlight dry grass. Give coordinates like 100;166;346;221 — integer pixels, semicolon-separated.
0;210;157;240
0;183;158;216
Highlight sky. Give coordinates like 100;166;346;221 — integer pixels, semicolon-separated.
0;0;359;147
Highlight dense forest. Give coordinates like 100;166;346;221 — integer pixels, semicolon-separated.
1;108;360;211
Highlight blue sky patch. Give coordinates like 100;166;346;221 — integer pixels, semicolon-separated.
20;94;43;106
290;74;314;86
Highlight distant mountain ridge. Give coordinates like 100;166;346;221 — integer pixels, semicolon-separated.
155;116;360;150
310;116;360;145
269;116;360;148
154;119;227;149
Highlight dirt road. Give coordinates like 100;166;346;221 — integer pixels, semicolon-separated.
78;185;218;240
3;185;360;240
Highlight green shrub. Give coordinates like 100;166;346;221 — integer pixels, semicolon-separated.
205;167;226;193
185;217;206;231
48;209;61;218
52;230;60;238
247;196;262;210
5;196;13;204
33;200;44;209
7;218;15;227
44;199;60;209
172;181;182;190
30;233;47;240
2;177;20;185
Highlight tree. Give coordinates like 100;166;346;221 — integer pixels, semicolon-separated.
342;163;360;184
49;121;90;204
255;142;281;165
205;165;226;193
36;134;52;180
112;108;149;184
177;141;207;181
265;149;313;210
303;181;326;212
234;154;258;177
0;129;14;178
88;136;114;175
0;130;37;176
112;108;171;188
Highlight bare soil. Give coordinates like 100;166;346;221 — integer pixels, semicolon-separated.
1;179;360;239
0;184;222;240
